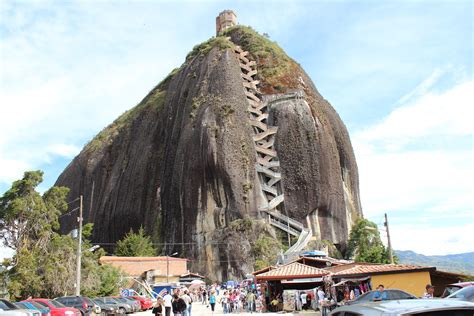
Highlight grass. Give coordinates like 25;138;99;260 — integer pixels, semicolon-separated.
85;88;166;152
185;36;234;61
223;25;309;96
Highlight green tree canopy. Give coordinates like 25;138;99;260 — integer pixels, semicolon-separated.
115;227;156;257
0;170;68;251
346;218;395;264
0;170;125;300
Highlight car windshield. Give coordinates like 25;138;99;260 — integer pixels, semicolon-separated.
355;291;373;302
447;286;474;301
0;300;17;310
49;300;66;308
30;302;48;310
444;286;462;296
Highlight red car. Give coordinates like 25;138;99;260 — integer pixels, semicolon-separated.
128;296;154;310
25;299;81;316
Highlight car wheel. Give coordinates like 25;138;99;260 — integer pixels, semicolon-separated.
119;307;126;314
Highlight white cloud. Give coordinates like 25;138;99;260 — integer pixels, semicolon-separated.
46;144;80;158
356;80;473;150
354;74;474;255
391;223;474;255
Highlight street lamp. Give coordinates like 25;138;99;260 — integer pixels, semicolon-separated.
166;252;178;284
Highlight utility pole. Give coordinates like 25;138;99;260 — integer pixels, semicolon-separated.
75;195;83;296
384;213;394;264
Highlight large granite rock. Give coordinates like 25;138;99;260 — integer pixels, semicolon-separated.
56;26;362;280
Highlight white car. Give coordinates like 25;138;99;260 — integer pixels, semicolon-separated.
330;299;474;315
0;299;41;316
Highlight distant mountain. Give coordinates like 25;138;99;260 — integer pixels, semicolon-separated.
396;250;474;275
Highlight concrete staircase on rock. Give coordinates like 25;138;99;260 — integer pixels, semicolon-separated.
230;41;312;258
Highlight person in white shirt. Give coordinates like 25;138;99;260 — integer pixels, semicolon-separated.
422;284;435;299
300;292;308;310
181;290;193;316
317;287;325;311
163;291;173;316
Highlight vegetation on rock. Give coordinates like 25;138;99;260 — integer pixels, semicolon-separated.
115;227;157;257
186;36;234;61
85;85;166;152
0;171;125;300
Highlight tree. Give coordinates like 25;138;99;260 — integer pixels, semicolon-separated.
0;170;125;300
346;218;395;264
115;227;156;257
0;171;68;251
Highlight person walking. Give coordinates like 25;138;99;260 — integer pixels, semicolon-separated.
209;290;217;314
246;290;256;313
181;290;192;316
172;294;187;316
163;291;173;316
202;288;208;306
152;298;164;316
221;291;229;314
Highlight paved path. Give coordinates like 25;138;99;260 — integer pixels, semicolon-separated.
135;302;322;316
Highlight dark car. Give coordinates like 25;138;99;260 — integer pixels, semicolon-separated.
92;299;118;316
111;298;139;313
14;301;50;316
446;285;474;302
55;297;94;316
442;282;474;298
346;289;417;305
94;298;131;314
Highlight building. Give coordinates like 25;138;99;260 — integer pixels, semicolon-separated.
326;262;436;297
216;10;237;35
100;256;188;283
179;272;206;286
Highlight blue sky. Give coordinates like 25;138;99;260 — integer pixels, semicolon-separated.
0;0;472;256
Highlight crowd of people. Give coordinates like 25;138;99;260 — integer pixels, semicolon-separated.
151;286;265;316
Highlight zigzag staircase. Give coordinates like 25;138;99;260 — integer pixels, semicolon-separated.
230;40;312;258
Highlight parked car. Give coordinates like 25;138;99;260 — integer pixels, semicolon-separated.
446;285;474;302
14;301;51;316
330;299;474;315
442;282;474;297
127;296;153;311
111;298;139;313
83;298;100;315
117;298;140;312
55;296;94;316
92;299;118;315
345;289;417;305
0;299;41;316
94;298;131;314
26;299;81;316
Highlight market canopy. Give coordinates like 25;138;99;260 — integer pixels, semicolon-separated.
255;262;330;281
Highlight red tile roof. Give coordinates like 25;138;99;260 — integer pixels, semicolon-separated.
256;262;330;280
100;256;187;262
326;263;435;277
252;266;276;276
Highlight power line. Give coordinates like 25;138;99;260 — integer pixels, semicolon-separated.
59;206;80;217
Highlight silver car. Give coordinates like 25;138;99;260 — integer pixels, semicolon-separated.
330;299;474;315
446;286;474;302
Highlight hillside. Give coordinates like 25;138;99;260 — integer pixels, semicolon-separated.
396;250;474;275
